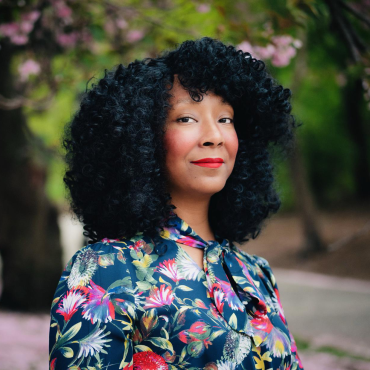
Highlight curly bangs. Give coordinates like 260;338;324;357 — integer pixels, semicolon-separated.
63;36;298;245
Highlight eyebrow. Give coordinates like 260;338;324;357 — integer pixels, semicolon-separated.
174;98;232;106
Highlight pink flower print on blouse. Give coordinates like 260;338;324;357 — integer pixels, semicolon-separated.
144;284;175;308
56;289;87;322
82;281;115;323
215;276;245;312
156;258;184;283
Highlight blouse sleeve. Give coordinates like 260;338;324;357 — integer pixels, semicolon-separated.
253;254;304;369
49;242;136;370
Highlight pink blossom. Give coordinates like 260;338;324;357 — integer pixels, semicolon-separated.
57;31;79;48
0;11;40;45
80;30;93;44
271;35;293;46
52;0;72;19
11;34;28;45
270;35;301;67
293;39;302;48
197;4;211;13
126;29;145;43
238;35;302;67
237;40;254;55
56;4;72;19
0;22;19;37
271;46;296;67
21;10;41;23
253;44;276;59
116;18;128;30
18;59;41;81
104;19;116;36
20;20;34;34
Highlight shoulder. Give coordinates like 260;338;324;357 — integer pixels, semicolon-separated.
62;233;157;291
229;243;277;287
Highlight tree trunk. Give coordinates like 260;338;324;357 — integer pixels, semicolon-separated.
288;29;326;256
288;137;326;256
0;42;63;312
342;76;370;200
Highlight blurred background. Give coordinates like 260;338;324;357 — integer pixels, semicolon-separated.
0;0;369;369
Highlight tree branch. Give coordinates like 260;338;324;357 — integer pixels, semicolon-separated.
0;93;55;111
326;0;361;63
338;0;370;28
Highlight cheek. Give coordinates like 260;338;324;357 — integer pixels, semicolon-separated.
227;130;239;161
163;128;195;164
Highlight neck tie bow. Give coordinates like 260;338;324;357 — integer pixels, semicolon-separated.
157;212;273;347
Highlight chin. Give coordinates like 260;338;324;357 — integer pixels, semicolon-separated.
193;180;226;195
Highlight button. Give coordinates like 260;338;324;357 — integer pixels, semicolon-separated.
154;243;168;255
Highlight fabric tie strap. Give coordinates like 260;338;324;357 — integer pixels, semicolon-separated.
157;212;273;347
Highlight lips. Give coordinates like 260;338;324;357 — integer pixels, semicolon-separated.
190;158;224;168
191;158;224;163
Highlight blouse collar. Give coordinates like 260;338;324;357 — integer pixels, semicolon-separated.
157;210;230;250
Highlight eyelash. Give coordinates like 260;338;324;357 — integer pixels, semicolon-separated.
176;117;234;124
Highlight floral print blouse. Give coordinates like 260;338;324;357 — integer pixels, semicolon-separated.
49;213;304;370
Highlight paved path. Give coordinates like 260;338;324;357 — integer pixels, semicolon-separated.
274;268;370;362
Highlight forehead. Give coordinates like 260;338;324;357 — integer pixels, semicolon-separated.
168;76;232;108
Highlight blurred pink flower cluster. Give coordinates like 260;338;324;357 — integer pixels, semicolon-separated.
0;10;40;45
18;59;41;81
237;35;302;67
197;4;211;13
127;29;145;43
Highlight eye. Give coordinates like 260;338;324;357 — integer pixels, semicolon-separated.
176;116;196;123
219;118;234;124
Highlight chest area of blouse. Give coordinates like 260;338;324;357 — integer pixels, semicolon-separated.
125;239;298;370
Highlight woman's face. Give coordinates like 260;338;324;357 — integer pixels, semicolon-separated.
163;76;239;200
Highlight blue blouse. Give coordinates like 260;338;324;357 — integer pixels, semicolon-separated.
49;213;304;370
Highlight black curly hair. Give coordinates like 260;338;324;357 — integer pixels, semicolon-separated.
63;36;299;245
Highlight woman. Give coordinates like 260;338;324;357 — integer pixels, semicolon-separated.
49;37;304;369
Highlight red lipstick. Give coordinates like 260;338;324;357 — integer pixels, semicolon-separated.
191;158;224;168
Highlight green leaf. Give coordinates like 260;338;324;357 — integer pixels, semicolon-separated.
179;346;187;363
60;346;74;358
136;281;152;290
134;345;153;352
209;329;225;341
176;285;193;291
150;254;159;262
55;322;82;350
130;248;139;260
228;313;237;329
146;337;174;355
140;308;159;338
160;327;169;340
187;341;204;357
136;268;146;281
107;276;132;292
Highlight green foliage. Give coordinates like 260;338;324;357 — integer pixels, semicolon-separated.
17;0;369;208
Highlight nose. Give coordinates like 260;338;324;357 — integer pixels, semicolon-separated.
201;117;224;147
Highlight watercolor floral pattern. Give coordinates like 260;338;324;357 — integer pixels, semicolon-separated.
49;214;304;369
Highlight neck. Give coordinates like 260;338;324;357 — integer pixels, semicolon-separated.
169;192;216;242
